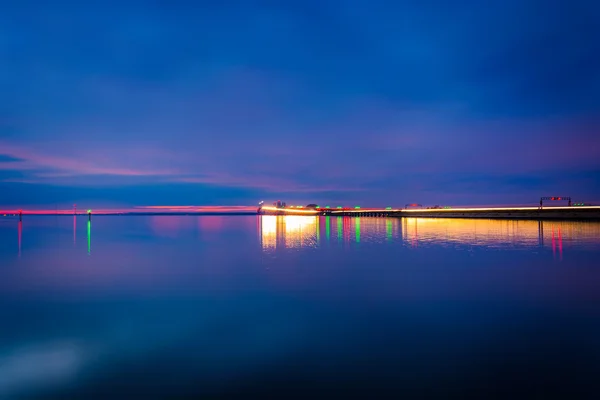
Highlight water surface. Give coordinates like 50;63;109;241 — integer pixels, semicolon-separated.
1;215;600;399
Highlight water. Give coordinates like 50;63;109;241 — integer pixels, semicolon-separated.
1;215;600;399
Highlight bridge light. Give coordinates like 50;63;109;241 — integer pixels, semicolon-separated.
354;206;360;209
386;207;392;210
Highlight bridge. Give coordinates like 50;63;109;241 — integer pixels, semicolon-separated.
258;201;600;220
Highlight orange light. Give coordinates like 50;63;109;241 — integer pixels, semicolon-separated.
260;206;319;214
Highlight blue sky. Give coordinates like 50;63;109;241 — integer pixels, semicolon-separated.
1;0;599;208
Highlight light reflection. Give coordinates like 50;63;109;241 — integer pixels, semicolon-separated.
73;215;76;246
558;227;563;260
18;220;22;258
259;216;600;255
285;216;318;248
401;218;600;254
260;216;277;249
197;216;224;232
343;217;351;244
259;216;318;249
552;227;556;257
316;217;320;243
149;216;195;238
87;220;91;255
552;226;564;260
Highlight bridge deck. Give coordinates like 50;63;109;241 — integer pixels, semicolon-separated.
259;206;600;220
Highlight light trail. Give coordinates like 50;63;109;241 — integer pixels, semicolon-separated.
327;206;600;213
400;206;600;212
260;206;320;215
329;209;401;213
0;206;258;215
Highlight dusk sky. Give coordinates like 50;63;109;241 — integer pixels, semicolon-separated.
1;1;599;208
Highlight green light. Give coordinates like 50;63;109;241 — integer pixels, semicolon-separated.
325;206;330;208
337;206;342;209
337;217;342;241
386;219;392;241
355;218;360;243
386;207;392;210
316;217;320;243
87;220;91;255
354;206;360;209
87;209;92;214
326;216;330;241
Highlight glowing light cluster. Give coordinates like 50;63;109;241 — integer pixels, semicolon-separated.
260;215;318;249
260;206;319;214
260;215;277;249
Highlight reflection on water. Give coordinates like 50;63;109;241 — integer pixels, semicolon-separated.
87;220;91;255
401;218;600;251
9;216;600;257
18;220;22;258
2;215;600;398
258;216;600;256
259;216;401;249
260;215;319;249
148;215;196;238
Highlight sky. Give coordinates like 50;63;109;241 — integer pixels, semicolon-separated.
1;0;599;208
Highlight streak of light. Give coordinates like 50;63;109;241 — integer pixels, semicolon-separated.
400;206;600;212
260;206;320;214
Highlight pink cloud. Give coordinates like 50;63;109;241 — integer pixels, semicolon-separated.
0;142;179;178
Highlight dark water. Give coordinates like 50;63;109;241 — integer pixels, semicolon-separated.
1;215;600;399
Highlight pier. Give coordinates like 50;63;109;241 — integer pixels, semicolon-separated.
259;205;600;220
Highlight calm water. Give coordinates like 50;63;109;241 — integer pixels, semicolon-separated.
1;215;600;399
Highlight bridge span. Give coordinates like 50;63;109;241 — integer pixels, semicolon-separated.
258;205;600;220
